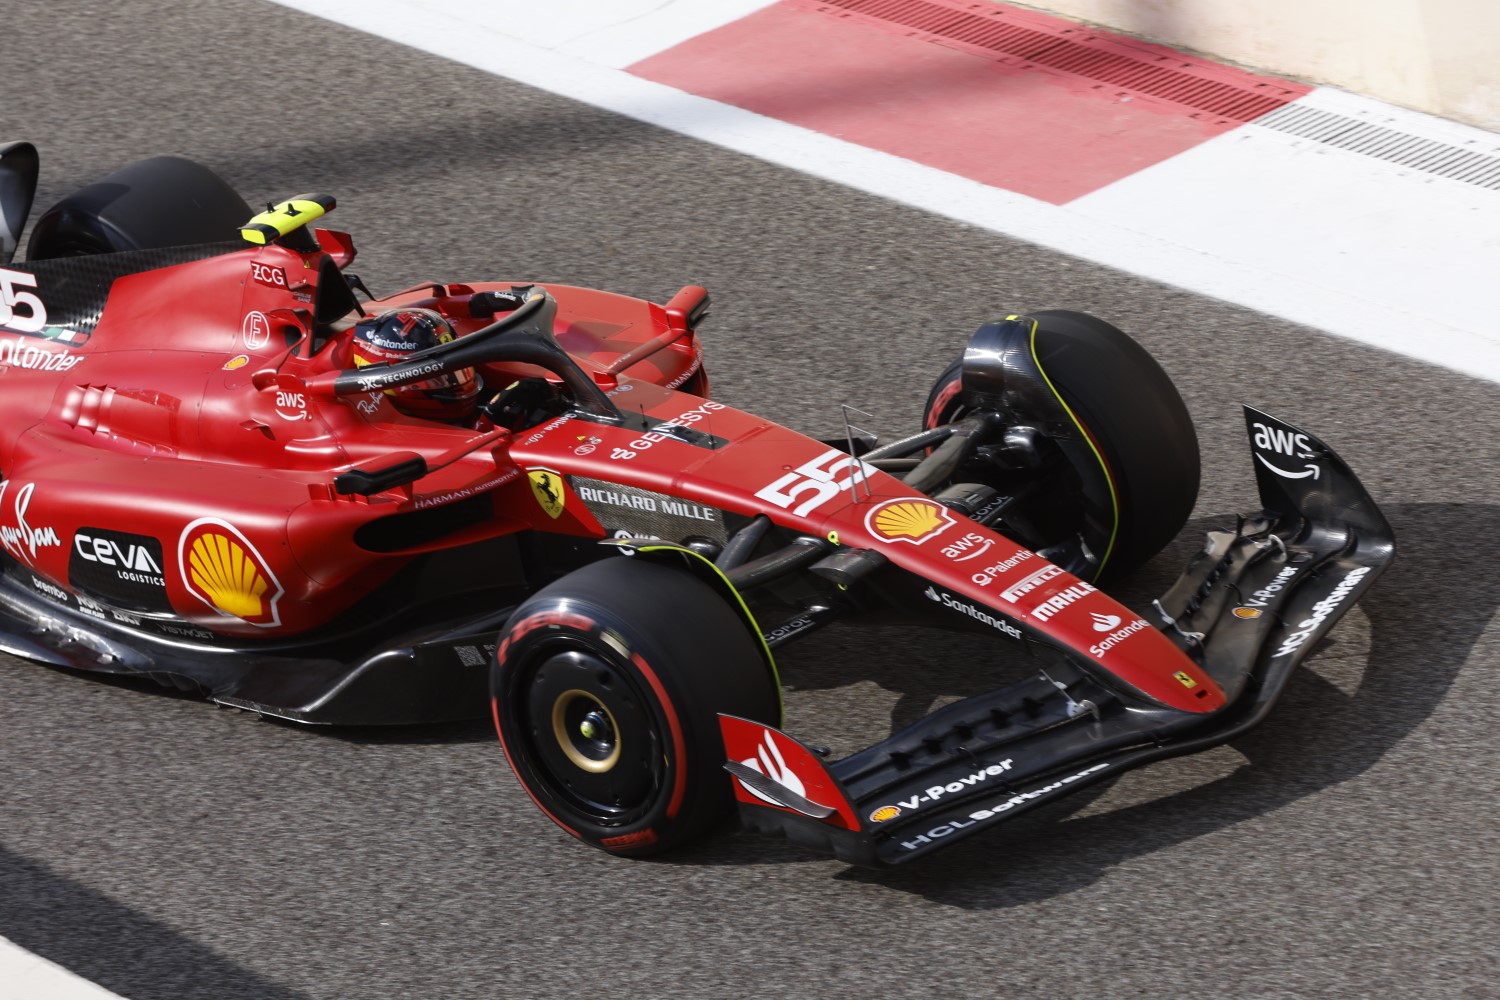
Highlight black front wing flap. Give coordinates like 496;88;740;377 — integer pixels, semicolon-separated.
721;406;1395;866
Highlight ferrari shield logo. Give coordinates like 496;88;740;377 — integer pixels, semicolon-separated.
528;468;566;519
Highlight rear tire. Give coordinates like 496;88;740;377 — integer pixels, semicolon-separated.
26;156;250;259
491;556;778;856
923;310;1199;581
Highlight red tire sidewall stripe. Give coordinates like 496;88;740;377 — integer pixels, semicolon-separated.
927;375;962;429
630;652;689;820
491;694;581;840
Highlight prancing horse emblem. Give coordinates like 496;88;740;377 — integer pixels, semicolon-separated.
528;468;565;519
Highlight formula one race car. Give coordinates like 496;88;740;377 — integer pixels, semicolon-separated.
0;143;1394;865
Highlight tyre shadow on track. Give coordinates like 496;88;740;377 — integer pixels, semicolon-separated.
685;504;1483;903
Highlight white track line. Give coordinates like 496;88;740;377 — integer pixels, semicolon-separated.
0;935;125;1000
267;0;1500;385
1073;86;1500;378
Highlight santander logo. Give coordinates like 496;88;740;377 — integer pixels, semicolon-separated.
737;732;807;805
1090;612;1122;632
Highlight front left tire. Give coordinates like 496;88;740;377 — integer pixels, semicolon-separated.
491;556;778;856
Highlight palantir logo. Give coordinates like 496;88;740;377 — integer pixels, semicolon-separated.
1090;612;1121;632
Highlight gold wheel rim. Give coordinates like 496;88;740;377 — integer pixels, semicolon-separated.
551;689;622;773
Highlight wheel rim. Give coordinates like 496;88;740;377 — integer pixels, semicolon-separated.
519;645;664;826
551;690;622;773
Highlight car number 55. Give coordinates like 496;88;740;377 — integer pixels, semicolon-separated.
754;449;877;517
0;268;47;333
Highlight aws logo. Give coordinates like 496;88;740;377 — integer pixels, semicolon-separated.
1251;421;1320;481
178;518;283;627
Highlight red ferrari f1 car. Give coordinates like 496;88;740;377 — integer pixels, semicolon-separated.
0;143;1394;865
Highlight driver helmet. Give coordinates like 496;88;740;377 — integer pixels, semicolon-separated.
349;307;479;421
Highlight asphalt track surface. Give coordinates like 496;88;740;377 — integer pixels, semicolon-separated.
3;3;1498;998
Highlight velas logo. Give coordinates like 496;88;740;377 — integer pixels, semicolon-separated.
865;497;955;545
178;518;283;627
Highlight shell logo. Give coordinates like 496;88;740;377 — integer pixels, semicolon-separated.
178;518;283;627
223;354;250;371
869;805;901;823
1232;607;1262;620
864;497;955;545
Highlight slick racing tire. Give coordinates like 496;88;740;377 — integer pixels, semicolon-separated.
491;556;778;857
26;156;251;259
923;310;1199;582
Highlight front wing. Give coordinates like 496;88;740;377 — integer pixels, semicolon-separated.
719;406;1395;865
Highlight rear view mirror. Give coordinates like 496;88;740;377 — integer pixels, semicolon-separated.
0;141;39;265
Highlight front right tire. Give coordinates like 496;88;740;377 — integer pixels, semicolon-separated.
27;155;251;259
923;309;1199;582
